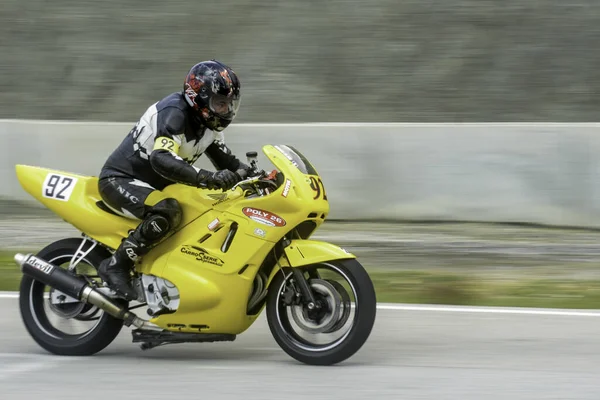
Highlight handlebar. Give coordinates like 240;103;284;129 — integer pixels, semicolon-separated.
230;168;280;194
201;150;280;195
230;173;264;192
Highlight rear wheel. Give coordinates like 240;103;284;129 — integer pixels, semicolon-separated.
266;258;376;365
19;238;125;356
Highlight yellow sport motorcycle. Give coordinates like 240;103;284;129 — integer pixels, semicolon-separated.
12;144;376;365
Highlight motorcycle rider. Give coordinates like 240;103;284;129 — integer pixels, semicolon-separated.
96;60;253;301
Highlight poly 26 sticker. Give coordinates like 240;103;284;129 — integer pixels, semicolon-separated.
242;207;287;227
42;173;78;202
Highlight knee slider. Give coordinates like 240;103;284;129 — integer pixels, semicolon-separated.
140;214;171;241
148;198;182;227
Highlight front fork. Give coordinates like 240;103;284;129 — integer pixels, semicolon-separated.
275;237;326;313
282;267;324;315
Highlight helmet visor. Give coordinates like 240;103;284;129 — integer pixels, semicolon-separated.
209;93;240;120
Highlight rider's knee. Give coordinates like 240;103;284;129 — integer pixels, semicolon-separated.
137;198;182;242
139;214;171;241
148;198;182;228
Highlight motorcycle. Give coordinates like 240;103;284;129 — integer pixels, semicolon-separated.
12;144;377;365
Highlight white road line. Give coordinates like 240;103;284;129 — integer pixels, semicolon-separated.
377;303;600;317
1;291;599;317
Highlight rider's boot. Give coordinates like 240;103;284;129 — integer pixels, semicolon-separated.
98;199;182;301
98;215;172;301
97;230;147;301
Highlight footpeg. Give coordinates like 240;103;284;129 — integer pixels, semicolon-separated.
132;329;236;350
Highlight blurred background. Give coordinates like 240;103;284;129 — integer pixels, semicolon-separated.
2;0;600;308
2;1;600;122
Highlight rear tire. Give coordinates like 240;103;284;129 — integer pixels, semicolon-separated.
266;258;377;365
19;238;125;356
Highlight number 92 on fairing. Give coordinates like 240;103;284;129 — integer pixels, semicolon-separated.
42;173;78;202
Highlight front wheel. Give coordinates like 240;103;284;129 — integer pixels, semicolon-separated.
266;258;377;365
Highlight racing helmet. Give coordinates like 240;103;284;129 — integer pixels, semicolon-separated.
183;60;241;131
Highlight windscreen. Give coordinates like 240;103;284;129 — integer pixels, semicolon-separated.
274;145;319;175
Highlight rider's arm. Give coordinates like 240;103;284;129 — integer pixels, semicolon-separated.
204;133;252;178
148;107;213;186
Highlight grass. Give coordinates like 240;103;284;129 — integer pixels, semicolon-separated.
369;269;600;309
3;250;600;309
0;251;24;291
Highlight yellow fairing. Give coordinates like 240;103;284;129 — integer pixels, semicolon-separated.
142;215;275;334
15;165;138;249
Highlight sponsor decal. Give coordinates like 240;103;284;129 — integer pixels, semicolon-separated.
125;248;138;261
253;227;267;238
150;221;163;233
27;256;54;274
242;207;286;227
207;193;228;206
116;185;139;204
282;179;292;197
180;245;224;266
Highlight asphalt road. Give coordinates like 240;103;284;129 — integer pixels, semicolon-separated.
1;297;599;399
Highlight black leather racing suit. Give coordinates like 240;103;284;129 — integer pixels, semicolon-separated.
98;90;248;220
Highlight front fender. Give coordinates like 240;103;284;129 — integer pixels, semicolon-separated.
279;239;356;268
264;239;357;298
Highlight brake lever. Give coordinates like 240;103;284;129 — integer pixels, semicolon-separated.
229;168;278;193
230;174;263;192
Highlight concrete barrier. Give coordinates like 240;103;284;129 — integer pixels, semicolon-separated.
2;119;600;227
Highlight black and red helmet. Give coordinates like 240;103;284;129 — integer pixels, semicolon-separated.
183;60;241;131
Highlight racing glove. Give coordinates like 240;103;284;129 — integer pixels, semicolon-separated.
234;161;260;180
196;169;240;190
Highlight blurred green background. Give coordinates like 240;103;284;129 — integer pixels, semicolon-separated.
2;1;599;123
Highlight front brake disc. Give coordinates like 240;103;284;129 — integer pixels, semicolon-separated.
290;279;342;334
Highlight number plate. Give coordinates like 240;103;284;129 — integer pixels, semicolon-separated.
42;173;78;201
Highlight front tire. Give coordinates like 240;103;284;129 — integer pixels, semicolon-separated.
266;258;377;365
19;238;125;356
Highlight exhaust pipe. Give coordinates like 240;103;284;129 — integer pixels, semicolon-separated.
14;253;147;329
